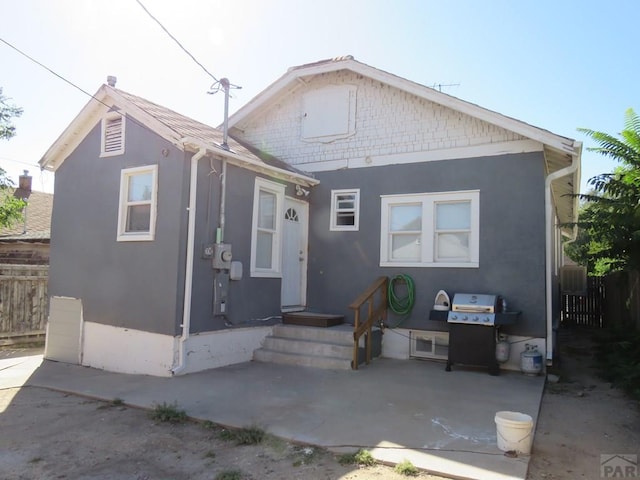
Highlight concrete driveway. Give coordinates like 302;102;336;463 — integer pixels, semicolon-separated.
1;349;543;480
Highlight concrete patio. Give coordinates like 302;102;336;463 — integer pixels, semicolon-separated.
0;350;544;479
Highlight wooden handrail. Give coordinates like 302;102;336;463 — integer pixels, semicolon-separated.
349;276;388;369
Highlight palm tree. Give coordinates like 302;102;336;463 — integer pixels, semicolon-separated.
570;109;640;273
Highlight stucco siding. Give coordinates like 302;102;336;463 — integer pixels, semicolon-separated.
189;162;298;332
48;119;189;336
231;70;525;167
306;152;547;337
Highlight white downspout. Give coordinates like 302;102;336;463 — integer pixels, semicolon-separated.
172;148;207;376
544;148;580;365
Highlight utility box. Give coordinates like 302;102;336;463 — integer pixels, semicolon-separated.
212;243;232;270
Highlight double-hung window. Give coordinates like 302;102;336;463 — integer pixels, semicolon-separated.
251;178;285;277
330;189;359;231
380;190;479;268
117;165;158;242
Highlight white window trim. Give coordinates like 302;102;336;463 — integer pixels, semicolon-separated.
116;165;158;242
330;188;360;231
250;178;285;278
380;190;480;268
100;112;126;157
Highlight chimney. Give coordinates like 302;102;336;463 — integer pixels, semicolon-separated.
107;76;117;87
14;170;32;200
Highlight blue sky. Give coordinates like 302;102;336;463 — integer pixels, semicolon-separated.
0;0;637;193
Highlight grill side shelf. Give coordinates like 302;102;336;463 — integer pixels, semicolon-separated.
429;310;449;322
495;312;521;325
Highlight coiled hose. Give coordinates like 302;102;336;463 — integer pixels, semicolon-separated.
388;274;416;315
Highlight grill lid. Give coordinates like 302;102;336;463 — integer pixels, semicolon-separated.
451;293;497;313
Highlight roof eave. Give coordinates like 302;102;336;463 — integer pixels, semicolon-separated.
181;137;318;187
39;85;110;172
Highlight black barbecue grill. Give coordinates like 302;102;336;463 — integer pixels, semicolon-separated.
442;293;518;375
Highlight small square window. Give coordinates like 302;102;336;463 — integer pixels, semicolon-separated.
330;189;360;231
117;165;158;242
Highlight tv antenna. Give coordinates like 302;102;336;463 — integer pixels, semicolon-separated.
430;83;460;92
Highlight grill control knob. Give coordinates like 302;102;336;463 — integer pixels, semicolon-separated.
462;315;468;321
473;316;479;322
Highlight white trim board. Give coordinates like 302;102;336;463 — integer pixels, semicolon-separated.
299;139;543;172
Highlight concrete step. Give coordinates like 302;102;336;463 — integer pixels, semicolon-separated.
253;348;353;370
263;335;353;359
253;324;382;370
271;324;354;345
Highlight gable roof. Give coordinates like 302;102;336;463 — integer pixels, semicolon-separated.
228;56;581;231
0;190;53;241
39;86;317;187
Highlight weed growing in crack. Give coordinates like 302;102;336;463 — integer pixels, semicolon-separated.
149;401;187;423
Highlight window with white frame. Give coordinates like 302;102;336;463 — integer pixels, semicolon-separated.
251;178;285;277
117;165;158;242
380;190;479;268
100;112;126;157
330;189;360;231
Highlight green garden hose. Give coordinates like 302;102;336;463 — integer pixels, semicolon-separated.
388;274;416;315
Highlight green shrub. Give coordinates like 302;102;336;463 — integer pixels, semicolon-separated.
338;449;375;466
394;459;419;476
595;328;640;400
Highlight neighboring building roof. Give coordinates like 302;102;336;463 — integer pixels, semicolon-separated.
227;56;582;231
0;190;53;241
38;85;317;187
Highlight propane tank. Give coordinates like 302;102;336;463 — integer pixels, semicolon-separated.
495;334;510;363
520;344;543;376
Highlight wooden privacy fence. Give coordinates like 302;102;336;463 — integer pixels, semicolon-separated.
561;276;605;328
0;263;48;339
561;271;640;331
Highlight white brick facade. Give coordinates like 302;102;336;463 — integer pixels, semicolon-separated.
231;70;526;168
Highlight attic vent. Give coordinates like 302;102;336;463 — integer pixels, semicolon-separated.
100;113;126;157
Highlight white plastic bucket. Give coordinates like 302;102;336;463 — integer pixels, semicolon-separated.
495;411;534;454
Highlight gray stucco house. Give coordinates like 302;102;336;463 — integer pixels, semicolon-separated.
39;56;581;376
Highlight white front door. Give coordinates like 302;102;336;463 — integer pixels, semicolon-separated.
281;197;308;311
